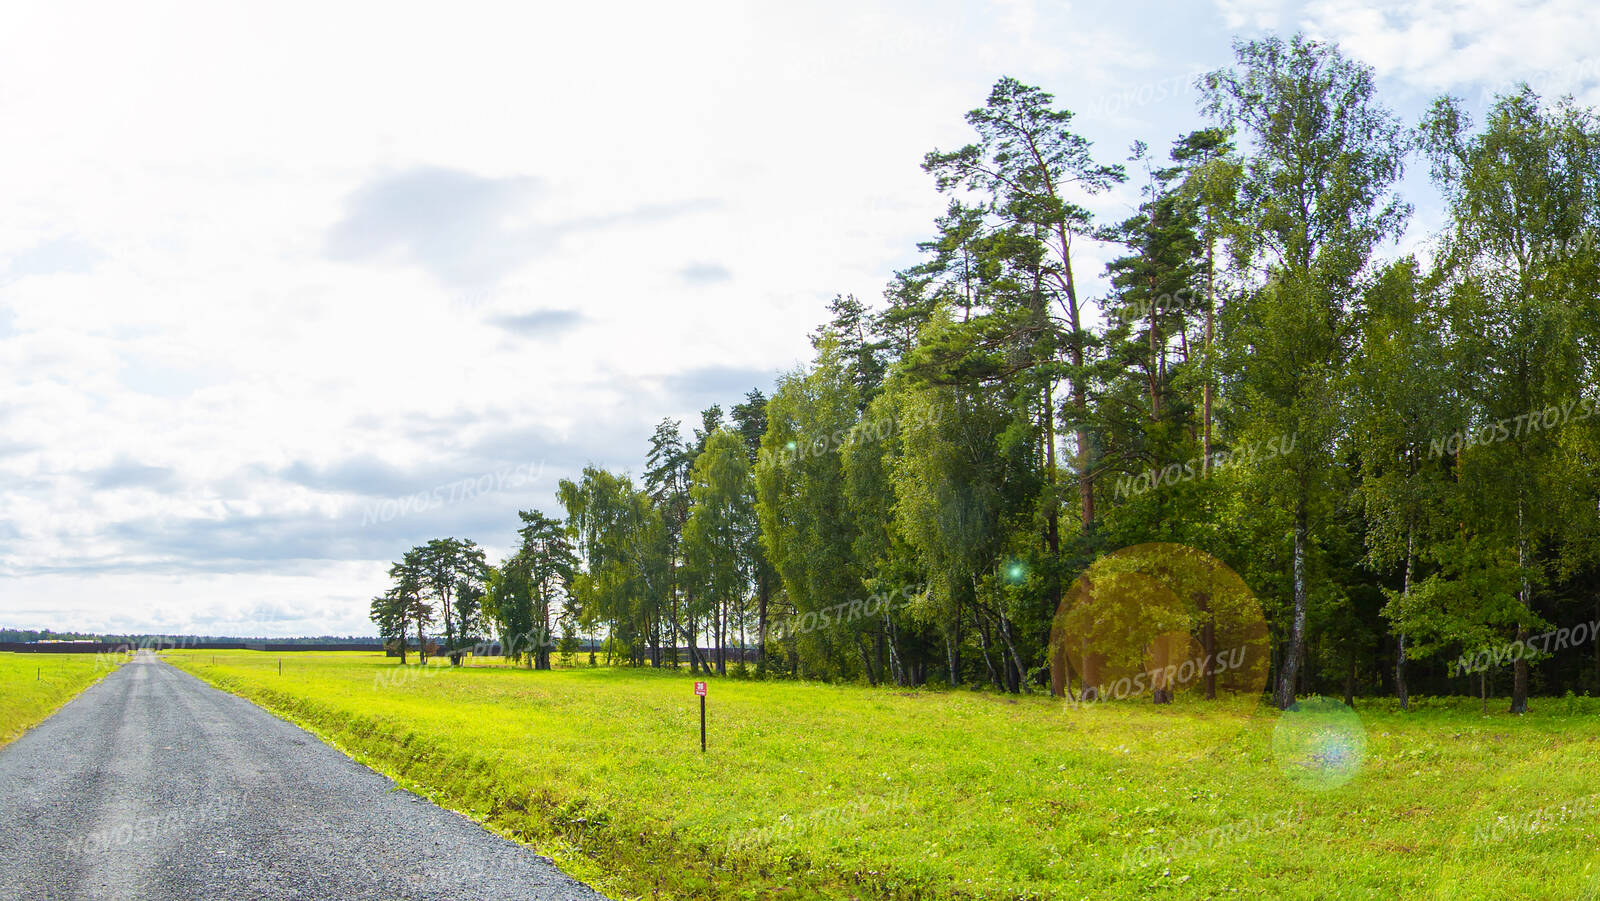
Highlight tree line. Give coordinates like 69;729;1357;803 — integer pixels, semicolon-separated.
372;34;1600;712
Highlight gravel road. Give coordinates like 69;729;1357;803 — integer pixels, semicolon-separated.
0;652;610;901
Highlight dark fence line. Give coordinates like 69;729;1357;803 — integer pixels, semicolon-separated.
389;641;760;662
0;642;133;654
1;640;757;659
0;642;384;654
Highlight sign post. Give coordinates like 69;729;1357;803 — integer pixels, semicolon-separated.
694;681;707;751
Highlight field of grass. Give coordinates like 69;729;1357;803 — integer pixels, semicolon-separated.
165;651;1600;900
0;652;118;747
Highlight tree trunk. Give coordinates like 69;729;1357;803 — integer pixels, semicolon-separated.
1081;647;1104;701
1398;532;1412;711
1147;281;1162;417
998;615;1030;694
1275;494;1310;709
716;598;729;678
875;630;885;685
1395;633;1408;710
688;611;699;674
669;556;680;668
885;613;906;687
539;594;552;670
1151;631;1175;704
757;570;769;677
1043;384;1062;690
1510;622;1530;715
945;631;961;688
857;636;878;687
1050;637;1067;699
1201;221;1215;478
1053;226;1095;532
1511;498;1530;714
945;587;963;687
1342;655;1356;707
678;614;709;674
976;617;1002;690
441;585;458;667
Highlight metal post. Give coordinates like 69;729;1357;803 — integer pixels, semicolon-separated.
700;695;706;752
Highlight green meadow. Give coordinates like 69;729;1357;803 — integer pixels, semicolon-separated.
166;651;1600;900
0;652;117;747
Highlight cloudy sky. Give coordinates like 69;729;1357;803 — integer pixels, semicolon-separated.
2;0;1596;637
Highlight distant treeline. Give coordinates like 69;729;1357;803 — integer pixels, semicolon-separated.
0;629;383;646
371;34;1600;712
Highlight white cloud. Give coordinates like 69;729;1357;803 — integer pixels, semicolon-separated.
1296;0;1600;107
1213;0;1292;31
2;0;1587;636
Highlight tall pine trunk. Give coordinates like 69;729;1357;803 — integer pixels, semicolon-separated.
669;556;681;668
1151;631;1175;704
441;580;462;667
1202;215;1216;478
757;570;769;677
945;611;962;688
722;599;729;675
998;615;1029;694
1276;494;1310;709
1044;381;1063;697
1342;656;1356;707
885;613;906;686
687;611;698;673
1199;591;1217;700
977;617;1002;690
1511;498;1530;714
1397;531;1412;711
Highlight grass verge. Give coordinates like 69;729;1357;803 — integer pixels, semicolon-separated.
0;652;119;748
166;651;1600;900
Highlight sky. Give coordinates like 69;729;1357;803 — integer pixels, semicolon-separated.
2;0;1597;637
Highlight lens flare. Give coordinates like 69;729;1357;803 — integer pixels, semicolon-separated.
1271;697;1367;790
1050;543;1270;708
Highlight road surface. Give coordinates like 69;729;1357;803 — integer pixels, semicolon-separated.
0;652;609;900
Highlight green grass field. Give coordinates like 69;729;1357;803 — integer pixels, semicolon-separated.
165;651;1600;900
0;652;119;747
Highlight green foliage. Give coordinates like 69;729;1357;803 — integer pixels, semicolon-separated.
683;428;757;675
416;537;489;661
354;36;1600;707
559;467;670;666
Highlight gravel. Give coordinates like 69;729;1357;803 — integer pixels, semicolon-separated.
0;652;610;900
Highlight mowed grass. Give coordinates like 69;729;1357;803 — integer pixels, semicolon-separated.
166;651;1600;900
0;652;118;747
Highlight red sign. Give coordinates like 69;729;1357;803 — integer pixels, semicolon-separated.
694;681;707;697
